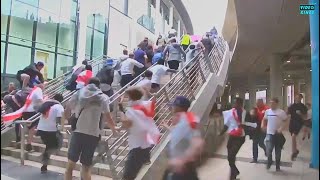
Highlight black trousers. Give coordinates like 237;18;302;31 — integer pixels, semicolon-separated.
227;136;245;177
252;131;266;160
123;147;151;180
38;130;59;165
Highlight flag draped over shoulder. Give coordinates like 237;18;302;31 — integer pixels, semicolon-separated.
130;100;160;145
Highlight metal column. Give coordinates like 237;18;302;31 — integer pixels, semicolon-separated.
309;0;319;169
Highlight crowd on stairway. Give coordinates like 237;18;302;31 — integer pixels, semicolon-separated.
1;28;222;180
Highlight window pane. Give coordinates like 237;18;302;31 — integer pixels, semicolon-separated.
11;0;38;21
1;43;5;73
39;0;61;15
111;0;124;12
35;50;54;79
94;14;106;32
9;1;36;46
87;15;94;28
56;54;73;75
38;8;59;24
36;16;57;52
85;27;92;58
59;0;74;21
1;15;8;41
1;0;12;16
92;31;104;58
58;21;75;56
19;0;38;7
6;44;31;74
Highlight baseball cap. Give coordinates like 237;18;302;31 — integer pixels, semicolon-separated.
169;96;191;109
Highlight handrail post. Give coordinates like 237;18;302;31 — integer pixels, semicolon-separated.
104;142;120;180
181;70;195;100
204;50;215;73
196;58;206;82
20;123;25;165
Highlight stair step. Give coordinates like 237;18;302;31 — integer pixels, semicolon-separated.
1;146;123;177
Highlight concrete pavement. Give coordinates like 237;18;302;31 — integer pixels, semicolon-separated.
198;131;319;180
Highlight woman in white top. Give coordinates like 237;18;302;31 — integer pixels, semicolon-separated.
302;103;312;140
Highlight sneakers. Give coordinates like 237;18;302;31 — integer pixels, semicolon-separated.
291;150;299;161
26;144;32;152
276;166;281;172
41;165;48;173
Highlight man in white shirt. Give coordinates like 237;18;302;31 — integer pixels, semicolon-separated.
119;87;160;180
120;53;144;87
261;97;287;171
37;94;64;173
149;59;177;92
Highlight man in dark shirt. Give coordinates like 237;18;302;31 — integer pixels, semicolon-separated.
16;62;44;88
288;94;308;160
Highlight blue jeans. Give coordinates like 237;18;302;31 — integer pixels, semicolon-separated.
252;131;266;160
265;134;282;168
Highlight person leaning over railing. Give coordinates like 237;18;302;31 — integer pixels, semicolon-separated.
64;77;119;180
160;96;205;180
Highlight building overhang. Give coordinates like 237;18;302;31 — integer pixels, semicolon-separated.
171;0;194;34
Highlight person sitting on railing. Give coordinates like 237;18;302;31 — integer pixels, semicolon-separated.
2;87;33;143
16;62;45;88
149;59;178;93
75;65;93;90
120;53;144;88
118;87;160;180
163;38;186;79
160;96;205;180
36;93;64;173
2;83;45;152
64;77;119;180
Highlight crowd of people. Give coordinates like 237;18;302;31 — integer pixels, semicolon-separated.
0;30;220;180
220;93;312;180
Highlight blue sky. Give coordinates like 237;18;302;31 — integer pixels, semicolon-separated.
182;0;228;35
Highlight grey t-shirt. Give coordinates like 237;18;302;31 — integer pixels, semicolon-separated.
69;85;110;137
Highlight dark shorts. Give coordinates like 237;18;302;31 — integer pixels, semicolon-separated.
22;112;38;129
133;66;146;78
123;147;151;180
289;120;303;135
162;163;199;180
37;130;58;150
68;132;100;166
120;74;134;87
151;83;160;89
168;60;180;70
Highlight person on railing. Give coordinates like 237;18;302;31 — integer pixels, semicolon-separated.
64;77;119;180
118;87;160;180
75;65;93;90
36;93;64;173
120;53;144;88
160;96;204;180
16;62;45;88
149;59;178;93
2;87;33;143
201;35;213;56
2;83;45;152
163;38;186;79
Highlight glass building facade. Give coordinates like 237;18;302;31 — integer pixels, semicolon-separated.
1;0;109;88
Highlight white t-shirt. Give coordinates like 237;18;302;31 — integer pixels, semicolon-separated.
264;108;287;135
223;109;247;136
24;87;43;112
150;65;169;84
120;58;144;75
37;104;64;132
126;101;159;150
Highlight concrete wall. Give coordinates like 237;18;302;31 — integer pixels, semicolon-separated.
137;45;231;180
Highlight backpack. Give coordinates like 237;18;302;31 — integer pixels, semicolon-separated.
66;66;84;91
96;66;114;85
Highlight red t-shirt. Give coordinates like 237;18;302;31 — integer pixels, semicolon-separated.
256;105;269;122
